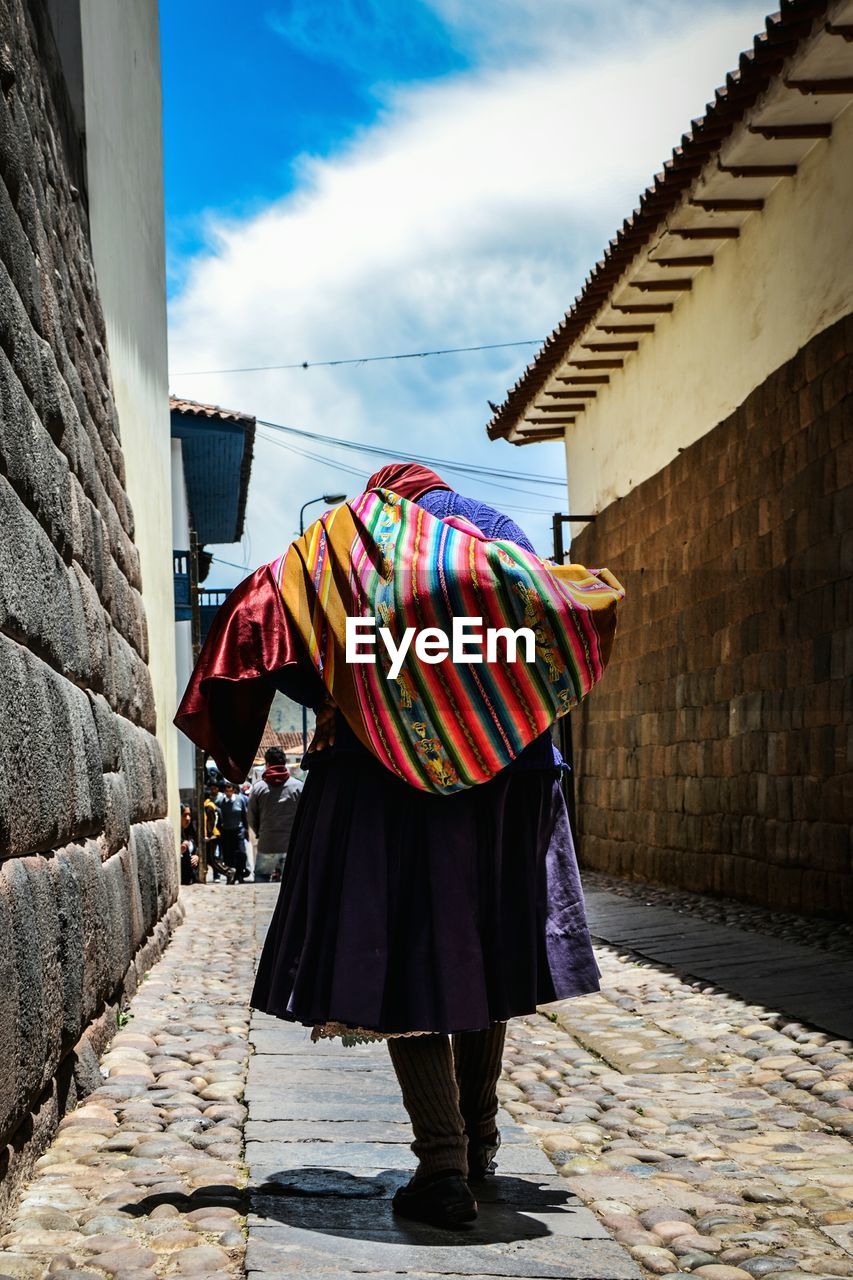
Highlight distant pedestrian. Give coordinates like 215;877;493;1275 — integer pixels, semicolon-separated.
179;804;200;884
247;747;304;882
203;783;235;884
218;780;249;882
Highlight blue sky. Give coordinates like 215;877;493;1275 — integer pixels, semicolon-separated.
160;0;470;281
162;0;772;583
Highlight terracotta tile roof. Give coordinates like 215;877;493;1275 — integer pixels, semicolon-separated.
487;0;829;442
169;396;256;427
255;725;310;761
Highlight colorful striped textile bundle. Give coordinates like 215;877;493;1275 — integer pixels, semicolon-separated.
272;488;624;795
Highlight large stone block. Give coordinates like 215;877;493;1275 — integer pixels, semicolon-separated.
73;841;112;1025
101;849;133;993
151;818;179;911
0;882;22;1143
48;847;86;1052
101;771;131;859
68;559;111;693
0;79;25;213
129;822;159;936
107;557;148;661
0;474;84;678
22;856;63;1087
122;838;146;950
0;171;41;330
0;857;62;1117
0;346;71;555
112;518;141;591
0;246;43;412
0;634;105;856
59;404;101;519
108;628;156;732
86;690;120;773
115;714;167;822
67;472;110;609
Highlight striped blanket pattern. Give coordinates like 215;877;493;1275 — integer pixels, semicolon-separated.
274;489;624;794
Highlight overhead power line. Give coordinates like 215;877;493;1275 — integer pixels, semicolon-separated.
255;426;559;504
173;339;543;377
256;418;566;489
210;554;251;573
256;431;556;517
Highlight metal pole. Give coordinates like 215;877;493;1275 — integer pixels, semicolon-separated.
299;506;308;756
189;530;207;884
553;513;598;562
552;512;565;564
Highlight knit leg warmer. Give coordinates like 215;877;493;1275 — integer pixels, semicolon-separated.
387;1034;468;1181
452;1022;507;1141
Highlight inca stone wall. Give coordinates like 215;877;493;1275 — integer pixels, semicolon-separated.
571;315;852;919
0;0;178;1214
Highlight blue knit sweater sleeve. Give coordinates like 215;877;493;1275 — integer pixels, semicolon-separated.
417;490;537;554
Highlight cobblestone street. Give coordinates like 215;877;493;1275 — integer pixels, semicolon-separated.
1;882;852;1280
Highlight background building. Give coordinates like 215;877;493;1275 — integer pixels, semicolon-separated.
170;396;255;797
254;726;308;778
488;3;852;918
0;0;178;1213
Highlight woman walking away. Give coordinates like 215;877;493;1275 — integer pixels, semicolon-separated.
176;462;623;1228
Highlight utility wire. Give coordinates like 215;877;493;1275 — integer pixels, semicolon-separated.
256;429;556;505
210;554;251;572
173;339;543;377
257;431;555;517
256;419;565;488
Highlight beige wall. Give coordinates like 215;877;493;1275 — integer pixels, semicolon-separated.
564;101;853;518
79;0;180;845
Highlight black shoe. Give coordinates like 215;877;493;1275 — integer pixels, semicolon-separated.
467;1130;501;1182
392;1170;477;1229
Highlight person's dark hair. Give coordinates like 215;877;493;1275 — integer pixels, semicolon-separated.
264;746;287;766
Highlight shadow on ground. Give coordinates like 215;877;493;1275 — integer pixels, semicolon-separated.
124;1170;583;1244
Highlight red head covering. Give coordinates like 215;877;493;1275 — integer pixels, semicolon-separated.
366;462;451;502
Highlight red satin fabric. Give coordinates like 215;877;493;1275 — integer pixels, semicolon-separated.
365;462;450;501
174;565;308;782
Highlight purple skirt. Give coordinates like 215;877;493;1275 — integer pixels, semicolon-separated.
250;751;600;1035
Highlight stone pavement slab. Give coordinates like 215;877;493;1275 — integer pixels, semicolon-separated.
246;983;641;1280
584;889;853;1038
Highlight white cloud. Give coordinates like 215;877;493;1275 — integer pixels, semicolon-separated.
427;0;764;66
168;1;771;582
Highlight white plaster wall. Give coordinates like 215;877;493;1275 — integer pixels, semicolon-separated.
174;620;194;791
170;440;195;791
79;0;180;845
564;103;853;517
171;439;191;547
